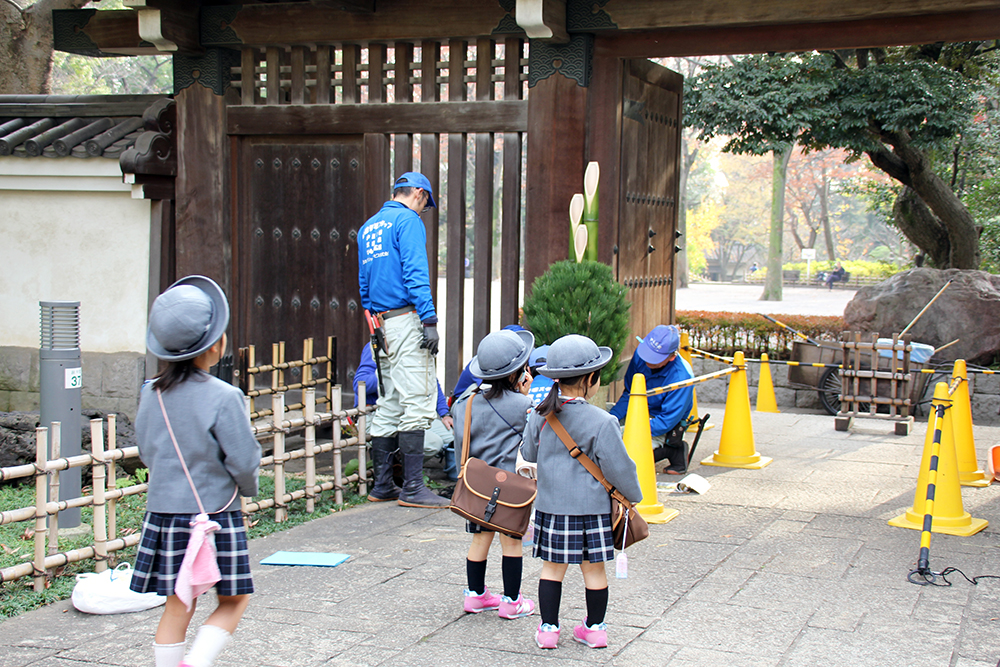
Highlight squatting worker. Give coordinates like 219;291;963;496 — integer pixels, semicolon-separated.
358;172;449;508
609;324;694;475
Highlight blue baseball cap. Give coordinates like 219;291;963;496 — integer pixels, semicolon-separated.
529;345;549;369
393;172;436;208
636;324;680;365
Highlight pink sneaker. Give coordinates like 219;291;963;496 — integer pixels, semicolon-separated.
463;587;502;613
573;620;608;648
535;622;560;649
498;593;535;619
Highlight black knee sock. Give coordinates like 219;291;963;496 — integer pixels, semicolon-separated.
538;579;562;627
585;587;609;626
466;559;487;595
501;556;522;600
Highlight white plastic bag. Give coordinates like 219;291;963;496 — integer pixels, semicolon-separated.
71;563;166;615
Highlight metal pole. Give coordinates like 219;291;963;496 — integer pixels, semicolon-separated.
39;301;82;528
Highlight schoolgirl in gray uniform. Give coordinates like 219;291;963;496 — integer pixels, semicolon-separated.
520;334;642;650
451;329;537;619
130;276;261;667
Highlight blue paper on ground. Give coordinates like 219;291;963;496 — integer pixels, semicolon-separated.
260;551;350;567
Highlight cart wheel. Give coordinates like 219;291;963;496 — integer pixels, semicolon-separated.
819;367;871;416
818;367;841;416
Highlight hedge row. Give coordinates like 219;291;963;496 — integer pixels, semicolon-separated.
676;311;845;360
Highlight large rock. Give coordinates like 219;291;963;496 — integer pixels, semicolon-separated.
0;410;142;484
844;268;1000;366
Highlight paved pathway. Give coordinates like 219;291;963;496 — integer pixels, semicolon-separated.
3;409;1000;666
676;282;857;317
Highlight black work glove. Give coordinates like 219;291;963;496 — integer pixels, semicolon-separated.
421;323;440;355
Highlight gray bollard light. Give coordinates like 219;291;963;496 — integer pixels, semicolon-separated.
39;301;82;528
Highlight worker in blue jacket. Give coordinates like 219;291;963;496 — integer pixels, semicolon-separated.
353;344;457;481
358;172;448;507
609;325;694;474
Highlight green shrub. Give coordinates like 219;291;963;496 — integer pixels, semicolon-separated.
781;259;904;279
522;260;631;385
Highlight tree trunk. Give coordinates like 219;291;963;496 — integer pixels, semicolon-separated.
893;188;950;268
866;134;981;269
760;144;792;301
820;167;836;260
0;0;93;95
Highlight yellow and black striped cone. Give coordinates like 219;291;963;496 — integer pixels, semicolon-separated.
755;353;779;413
622;373;679;524
680;331;714;431
701;351;772;469
951;360;989;487
888;382;987;536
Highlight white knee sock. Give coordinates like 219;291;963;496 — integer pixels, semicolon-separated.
182;625;232;667
153;641;186;667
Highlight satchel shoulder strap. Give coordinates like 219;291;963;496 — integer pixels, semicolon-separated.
458;391;476;469
544;412;632;508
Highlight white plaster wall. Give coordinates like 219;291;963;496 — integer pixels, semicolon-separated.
0;158;150;354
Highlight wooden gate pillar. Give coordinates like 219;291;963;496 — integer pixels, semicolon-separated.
173;49;239;295
523;36;591;294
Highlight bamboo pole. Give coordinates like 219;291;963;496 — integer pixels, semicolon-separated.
900;279;952;337
304;387;316;513
353;383;367;497
332;384;343;505
0;533;141;584
33;426;48;592
106;414;117;548
0;446;140;483
248;344;256;417
90;419;108;573
47;421;60;565
272;392;287;523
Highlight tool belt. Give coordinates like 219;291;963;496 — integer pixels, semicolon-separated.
379;305;416;320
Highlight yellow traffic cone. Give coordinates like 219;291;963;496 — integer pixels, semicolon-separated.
622;373;679;524
951;360;989;487
755;353;779;413
680;331;715;432
888;382;987;536
701;351;772;469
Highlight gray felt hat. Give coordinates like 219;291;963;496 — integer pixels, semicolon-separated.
537;334;613;379
146;275;230;362
469;329;535;380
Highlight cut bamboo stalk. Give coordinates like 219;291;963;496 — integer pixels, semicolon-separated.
90;419;108;573
583;161;600;262
272;392;287;523
34;426;48;592
107;414;117;546
47;421;61;565
304;387;316;513
332;385;343;505
353;383;366;497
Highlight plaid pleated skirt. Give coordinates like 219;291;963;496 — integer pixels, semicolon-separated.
129;511;254;597
531;510;616;564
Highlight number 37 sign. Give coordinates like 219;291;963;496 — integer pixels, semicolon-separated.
64;367;83;390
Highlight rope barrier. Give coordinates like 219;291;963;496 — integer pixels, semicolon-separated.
683;346;998;375
645;366;737;396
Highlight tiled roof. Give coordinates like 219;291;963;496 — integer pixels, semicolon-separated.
0;95;170;160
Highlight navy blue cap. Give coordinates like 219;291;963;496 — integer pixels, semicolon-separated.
393;172;436;208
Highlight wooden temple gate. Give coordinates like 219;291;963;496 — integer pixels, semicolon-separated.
54;0;1000;391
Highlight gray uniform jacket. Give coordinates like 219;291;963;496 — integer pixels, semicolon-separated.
136;373;261;514
451;389;531;473
521;398;642;516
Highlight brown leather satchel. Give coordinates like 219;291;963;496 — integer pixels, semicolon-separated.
545;413;649;549
449;393;537;538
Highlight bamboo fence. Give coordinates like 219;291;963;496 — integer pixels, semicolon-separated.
0;338;372;589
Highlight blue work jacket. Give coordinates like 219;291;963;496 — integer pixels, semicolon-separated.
358;200;437;322
609;351;694;436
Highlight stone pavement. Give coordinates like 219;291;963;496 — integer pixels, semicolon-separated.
4;406;1000;667
675;282;858;317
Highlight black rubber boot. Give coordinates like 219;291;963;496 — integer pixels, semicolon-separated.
367;436;401;502
397;430;449;508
